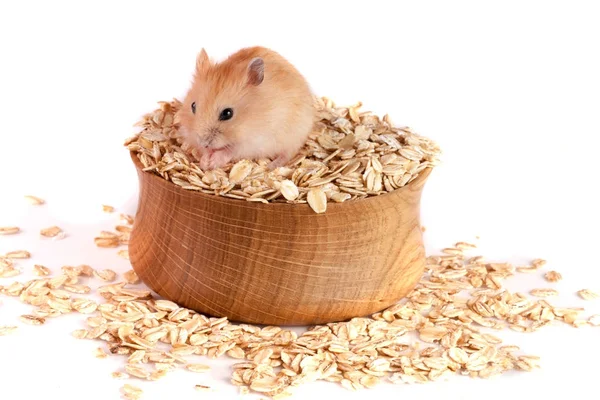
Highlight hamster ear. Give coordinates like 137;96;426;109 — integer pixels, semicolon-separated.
196;48;210;74
247;57;264;86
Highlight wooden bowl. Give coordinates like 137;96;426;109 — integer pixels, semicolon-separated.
128;152;432;326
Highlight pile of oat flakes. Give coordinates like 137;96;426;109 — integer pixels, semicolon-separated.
125;97;441;213
1;197;599;399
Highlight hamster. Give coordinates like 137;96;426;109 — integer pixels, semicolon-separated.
175;46;316;171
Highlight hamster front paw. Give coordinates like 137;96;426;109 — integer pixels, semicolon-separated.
200;148;233;171
267;153;292;170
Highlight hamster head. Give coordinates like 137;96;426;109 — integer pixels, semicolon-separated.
176;48;268;154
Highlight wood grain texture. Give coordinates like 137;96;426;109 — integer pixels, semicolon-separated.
128;151;432;326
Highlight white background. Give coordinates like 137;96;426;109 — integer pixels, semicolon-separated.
1;1;599;399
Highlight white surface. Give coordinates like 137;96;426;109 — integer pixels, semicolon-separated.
1;1;599;399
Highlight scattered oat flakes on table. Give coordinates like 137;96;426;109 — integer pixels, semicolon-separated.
94;234;120;248
544;271;562;282
19;315;45;325
123;270;140;284
530;288;559;297
1;169;598;399
577;289;599;300
0;267;21;278
24;195;45;205
4;250;31;259
40;225;64;238
95;347;108;358
33;265;51;276
120;213;135;225
72;329;88;339
120;384;142;400
0;326;18;336
0;257;12;268
186;364;211;373
0;226;20;235
93;269;117;282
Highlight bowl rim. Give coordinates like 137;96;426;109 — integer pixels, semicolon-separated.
129;150;432;212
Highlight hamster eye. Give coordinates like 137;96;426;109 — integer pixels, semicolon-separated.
191;102;196;114
219;108;234;121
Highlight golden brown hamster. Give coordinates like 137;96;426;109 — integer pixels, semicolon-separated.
175;46;316;170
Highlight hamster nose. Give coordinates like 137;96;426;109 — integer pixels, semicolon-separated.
202;135;215;148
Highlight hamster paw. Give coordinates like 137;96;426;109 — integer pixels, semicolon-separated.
200;148;233;170
267;153;291;170
199;152;212;170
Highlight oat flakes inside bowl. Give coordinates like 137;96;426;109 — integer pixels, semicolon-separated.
125;96;441;213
